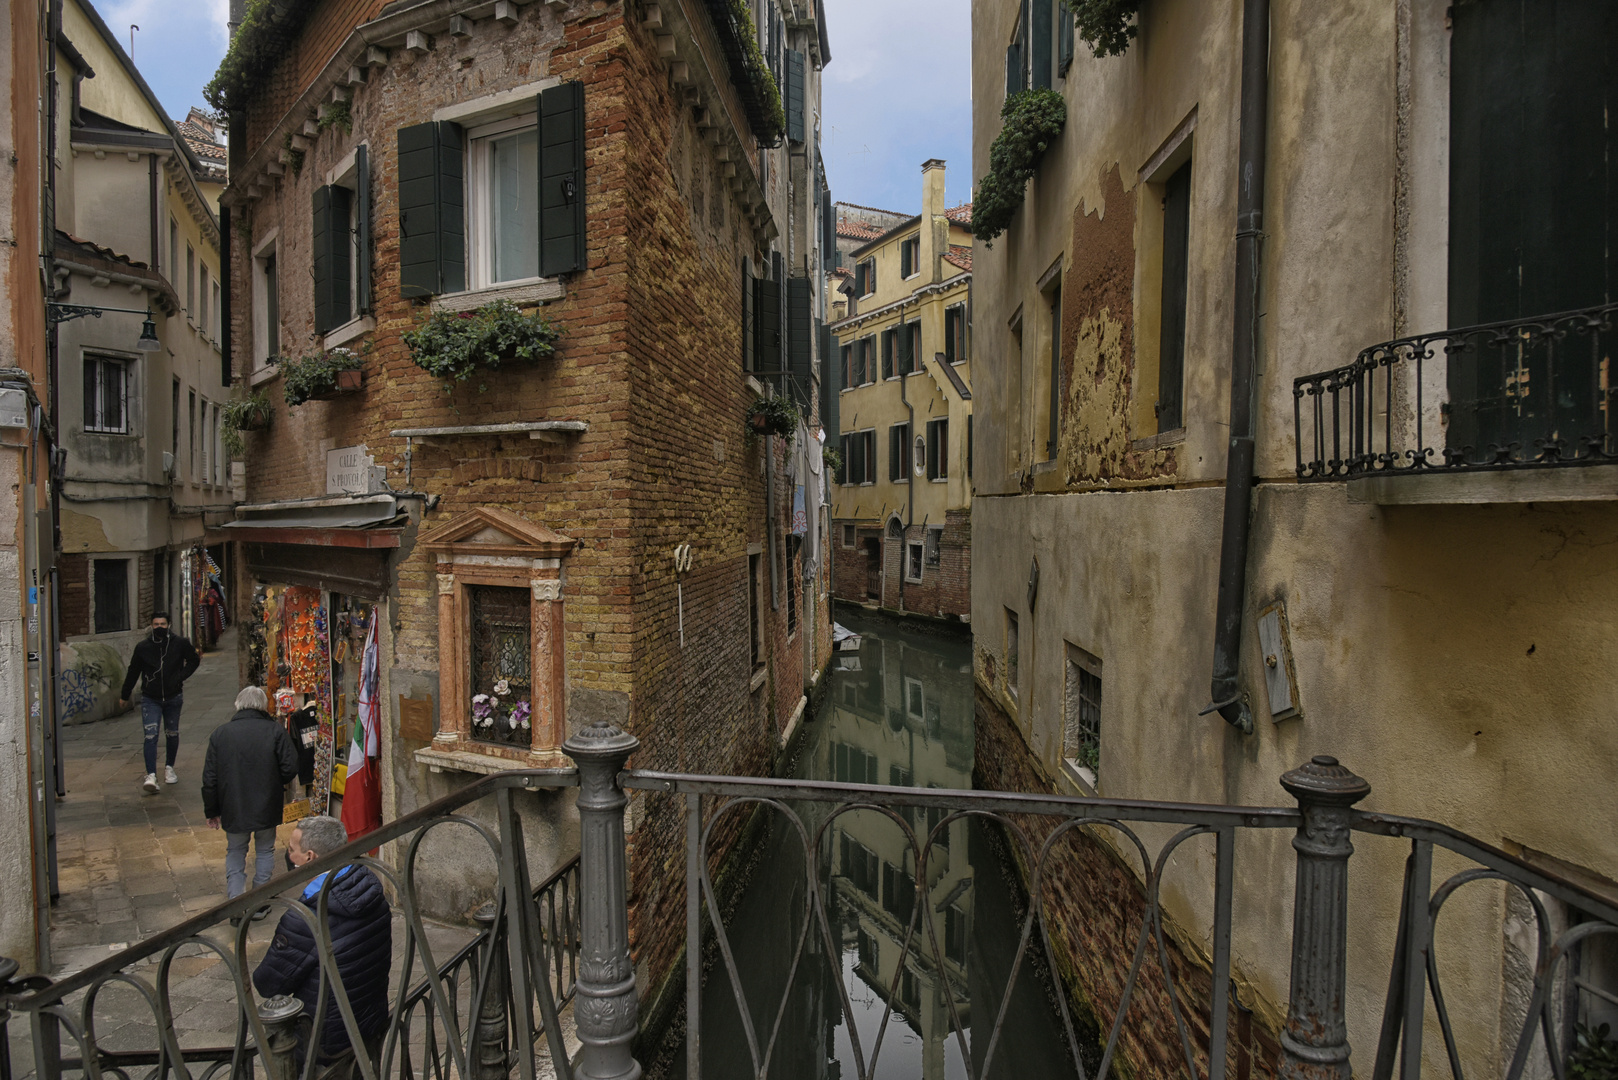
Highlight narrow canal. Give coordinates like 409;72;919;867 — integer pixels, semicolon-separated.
676;610;1079;1079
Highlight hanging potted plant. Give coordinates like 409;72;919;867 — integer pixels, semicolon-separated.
403;299;562;393
746;394;801;439
221;390;274;457
274;347;365;406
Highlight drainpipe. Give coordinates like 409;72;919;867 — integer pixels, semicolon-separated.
1205;0;1270;734
898;301;914;613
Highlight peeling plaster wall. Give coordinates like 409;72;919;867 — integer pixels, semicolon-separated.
970;0;1617;1072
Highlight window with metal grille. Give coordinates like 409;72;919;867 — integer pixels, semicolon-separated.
83;355;129;434
468;584;533;748
1064;643;1102;787
906;542;923;583
925;526;942;566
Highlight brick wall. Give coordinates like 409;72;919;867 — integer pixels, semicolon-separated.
231;0;829;1027
59;554;89;637
136;552;155;627
973;687;1283;1079
828;512;970;621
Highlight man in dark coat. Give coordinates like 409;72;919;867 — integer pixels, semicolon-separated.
202;686;299;903
253;815;392;1076
117;612;201;794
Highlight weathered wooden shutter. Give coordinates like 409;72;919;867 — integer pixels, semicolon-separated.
821;325;839;436
1058;7;1074;75
900;240;911;278
880;329;893;380
539;81;586;277
848;432;864;485
312;184;352;333
1031;0;1052;89
754;271;781;373
821;187;834;253
398;121;465;298
786;50;806;143
355;144;372;314
1157;161;1191;433
1006;41;1023;97
742;264;755;369
888;425;901;481
897;319;912;374
787;277;813;409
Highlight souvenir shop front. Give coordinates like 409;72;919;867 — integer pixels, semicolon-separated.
220;522;398;823
178;545;231;651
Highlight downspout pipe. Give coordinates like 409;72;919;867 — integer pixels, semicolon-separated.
1205;0;1270;735
898;301;914;613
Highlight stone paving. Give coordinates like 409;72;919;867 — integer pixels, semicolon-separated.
4;627;576;1079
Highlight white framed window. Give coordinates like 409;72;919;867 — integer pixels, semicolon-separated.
1063;644;1102;789
83;354;130;434
467;115;541;290
252;230;280;372
905;541;923;583
213;404;224;483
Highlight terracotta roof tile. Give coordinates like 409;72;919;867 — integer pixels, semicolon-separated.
836;220;887;241
945;245;972;272
944;202;972;226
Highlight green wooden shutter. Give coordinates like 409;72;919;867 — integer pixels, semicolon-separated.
312;184;351;333
900;240;911;278
742;264;755;369
821;325;839;436
355;144;371;314
397;121;464;298
1006;42;1023;97
786;49;806;143
539;81;586;277
1032;0;1052;89
888;425;901;481
787;277;813;409
1058;7;1074;75
897;319;911;374
754;273;781;373
880;329;893;380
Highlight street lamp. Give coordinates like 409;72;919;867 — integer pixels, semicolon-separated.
47;303;164;352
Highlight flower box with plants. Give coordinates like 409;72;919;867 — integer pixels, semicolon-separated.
403;299;562;392
221;391;274;458
746;394;801;439
274;347;365;406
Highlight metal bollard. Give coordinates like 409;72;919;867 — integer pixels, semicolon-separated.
471;901;510;1080
258;995;305;1080
1279;755;1371;1080
563;720;642;1080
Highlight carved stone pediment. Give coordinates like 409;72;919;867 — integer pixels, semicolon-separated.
420;506;577;560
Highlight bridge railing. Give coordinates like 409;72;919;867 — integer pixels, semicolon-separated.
3;722;1615;1080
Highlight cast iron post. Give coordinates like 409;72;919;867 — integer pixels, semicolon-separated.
472;901;510;1080
563;720;642;1080
258;995;305;1080
1279;755;1371;1080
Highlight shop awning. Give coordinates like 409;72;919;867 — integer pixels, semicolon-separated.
216;494;404;548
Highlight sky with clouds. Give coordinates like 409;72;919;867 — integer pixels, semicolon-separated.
90;0;973;214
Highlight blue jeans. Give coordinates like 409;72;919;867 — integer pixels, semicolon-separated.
225;827;278;899
141;693;183;774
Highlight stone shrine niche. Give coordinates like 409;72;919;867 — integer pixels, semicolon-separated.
417;507;575;772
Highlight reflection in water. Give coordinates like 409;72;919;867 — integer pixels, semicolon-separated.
685;613;1076;1079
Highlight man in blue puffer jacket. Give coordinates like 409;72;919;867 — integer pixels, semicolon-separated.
252;815;392;1076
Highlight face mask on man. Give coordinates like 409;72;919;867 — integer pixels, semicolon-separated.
151;626;170;644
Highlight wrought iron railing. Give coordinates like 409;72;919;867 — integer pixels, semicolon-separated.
1295;303;1618;480
3;728;1615;1080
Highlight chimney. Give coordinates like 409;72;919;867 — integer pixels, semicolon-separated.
920;159;948;283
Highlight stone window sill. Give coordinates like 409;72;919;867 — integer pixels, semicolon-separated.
414;743;570;775
431;278;564;313
322;315;375;351
1132;427;1185;452
1060;759;1097;796
249;364;279;388
749;665;768;693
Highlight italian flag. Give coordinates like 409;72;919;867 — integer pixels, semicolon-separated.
341;615;383;844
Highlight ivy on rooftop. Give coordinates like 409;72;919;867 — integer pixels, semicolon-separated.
204;0;319;114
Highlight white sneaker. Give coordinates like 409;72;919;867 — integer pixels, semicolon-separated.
142;773;158;794
164;766;178;785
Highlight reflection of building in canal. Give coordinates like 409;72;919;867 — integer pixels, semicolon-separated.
819;627;975;1077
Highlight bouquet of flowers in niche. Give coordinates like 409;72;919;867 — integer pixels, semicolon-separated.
471;680;532;734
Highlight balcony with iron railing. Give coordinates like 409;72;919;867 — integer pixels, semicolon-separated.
1;724;1615;1080
1294;303;1618;503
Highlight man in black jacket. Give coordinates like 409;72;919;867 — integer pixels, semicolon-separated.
254;815;392;1078
202;686;299;903
117;612;201;794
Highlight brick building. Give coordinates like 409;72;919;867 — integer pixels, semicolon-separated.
210;0;833;1023
824;166;973;623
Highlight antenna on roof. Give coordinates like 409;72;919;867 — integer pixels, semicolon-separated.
129;25;139;60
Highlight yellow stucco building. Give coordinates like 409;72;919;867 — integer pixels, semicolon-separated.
827;161;973;622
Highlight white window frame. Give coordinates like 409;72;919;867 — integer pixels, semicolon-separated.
251;229;280;378
321;147;373;348
82;352;132;435
905;540;924;583
466;114;544;292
